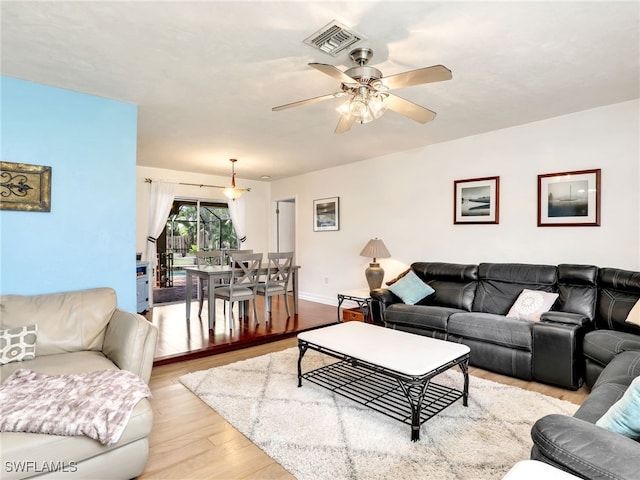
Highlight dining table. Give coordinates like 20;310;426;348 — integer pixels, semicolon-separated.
183;264;300;329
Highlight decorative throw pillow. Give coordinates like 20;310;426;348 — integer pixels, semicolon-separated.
387;270;435;305
0;324;38;365
596;376;640;439
625;299;640;327
506;289;559;322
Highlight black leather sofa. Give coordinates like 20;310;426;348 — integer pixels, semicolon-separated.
371;262;602;389
530;268;640;480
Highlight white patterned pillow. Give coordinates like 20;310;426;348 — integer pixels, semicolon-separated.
506;289;559;322
0;324;38;365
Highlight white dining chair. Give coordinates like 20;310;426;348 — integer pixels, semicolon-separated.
195;250;225;317
257;252;294;320
212;252;263;329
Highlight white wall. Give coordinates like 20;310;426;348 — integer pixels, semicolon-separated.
136;166;271;261
271;100;640;305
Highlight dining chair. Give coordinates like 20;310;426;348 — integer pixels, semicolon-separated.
257;252;294;320
195;250;225;316
224;249;253;266
212;252;263;329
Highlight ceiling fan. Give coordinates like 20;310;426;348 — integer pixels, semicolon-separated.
272;47;452;134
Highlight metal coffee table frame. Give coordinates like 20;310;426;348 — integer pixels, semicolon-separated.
297;340;470;441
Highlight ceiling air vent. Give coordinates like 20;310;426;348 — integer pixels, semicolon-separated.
303;20;366;57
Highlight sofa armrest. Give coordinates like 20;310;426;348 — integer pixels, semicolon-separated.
531;414;640;480
370;288;402;323
540;311;592;327
370;288;400;308
532;320;586;389
102;309;158;384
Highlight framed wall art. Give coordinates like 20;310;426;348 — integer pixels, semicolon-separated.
0;161;52;212
454;176;500;224
538;169;600;227
313;197;339;231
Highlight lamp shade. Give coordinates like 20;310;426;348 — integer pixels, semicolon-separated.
359;238;391;260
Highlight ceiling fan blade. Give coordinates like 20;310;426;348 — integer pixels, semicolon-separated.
382;65;452;90
309;63;357;84
384;94;437;124
334;114;355;134
272;92;343;111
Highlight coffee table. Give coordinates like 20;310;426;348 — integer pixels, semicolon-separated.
297;322;470;441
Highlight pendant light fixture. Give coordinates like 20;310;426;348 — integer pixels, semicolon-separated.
223;158;247;200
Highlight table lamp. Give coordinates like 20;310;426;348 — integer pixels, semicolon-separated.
359;238;391;290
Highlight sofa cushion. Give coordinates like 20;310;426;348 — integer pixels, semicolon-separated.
0;325;37;365
472;263;557;315
387;270;434;305
556;264;598;319
385;304;463;332
448;312;533;351
575;351;640;423
0;288;117;356
575;382;628;424
411;263;478;311
595;375;640;439
507;289;559;322
596;268;640;334
583;330;640;368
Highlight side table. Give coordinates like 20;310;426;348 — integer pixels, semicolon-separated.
337;288;372;323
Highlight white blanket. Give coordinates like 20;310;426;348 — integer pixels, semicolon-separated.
0;369;151;445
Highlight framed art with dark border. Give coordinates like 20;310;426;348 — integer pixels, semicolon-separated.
454;176;500;224
0;161;52;212
313;197;339;231
537;169;600;226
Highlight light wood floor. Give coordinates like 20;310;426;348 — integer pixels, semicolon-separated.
140;336;589;479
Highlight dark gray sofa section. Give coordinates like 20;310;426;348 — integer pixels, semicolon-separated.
583;268;640;387
372;262;598;389
531;349;640;480
530;268;640;480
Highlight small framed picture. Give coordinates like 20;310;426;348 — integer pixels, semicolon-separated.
313;197;339;231
454;176;500;224
538;169;601;226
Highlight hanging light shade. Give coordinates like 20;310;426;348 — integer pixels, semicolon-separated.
223;158;246;200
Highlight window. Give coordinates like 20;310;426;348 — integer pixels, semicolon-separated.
166;200;238;256
156;200;238;288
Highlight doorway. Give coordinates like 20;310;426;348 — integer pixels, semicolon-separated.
274;198;296;256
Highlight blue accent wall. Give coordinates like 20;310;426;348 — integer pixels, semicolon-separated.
1;76;138;311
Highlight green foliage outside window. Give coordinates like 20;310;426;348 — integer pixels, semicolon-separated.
166;201;238;255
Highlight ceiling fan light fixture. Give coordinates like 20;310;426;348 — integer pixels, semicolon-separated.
349;95;368;117
368;94;387;118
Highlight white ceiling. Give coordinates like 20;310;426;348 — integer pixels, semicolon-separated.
2;1;639;181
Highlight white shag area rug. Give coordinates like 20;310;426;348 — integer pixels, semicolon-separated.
179;347;578;480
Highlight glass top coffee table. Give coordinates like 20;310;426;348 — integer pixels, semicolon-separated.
297;322;470;441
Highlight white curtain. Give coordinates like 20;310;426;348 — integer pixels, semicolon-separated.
227;195;247;244
146;179;177;305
